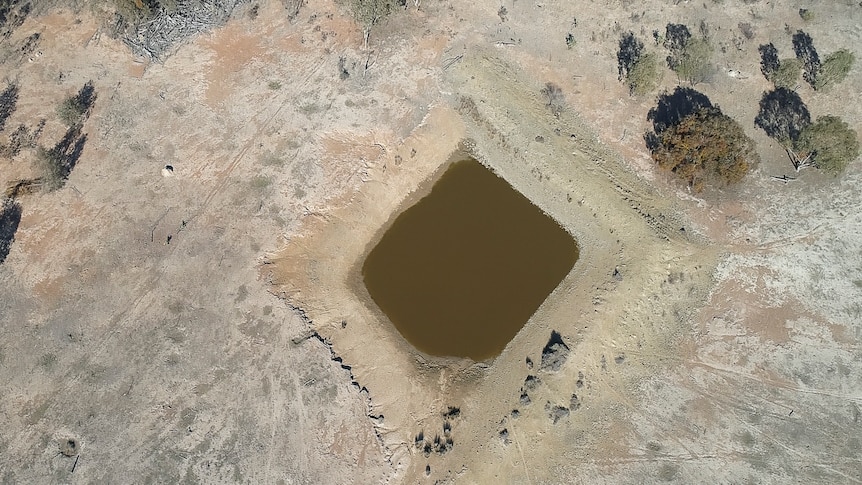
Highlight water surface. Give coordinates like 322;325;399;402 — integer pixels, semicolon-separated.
362;159;578;360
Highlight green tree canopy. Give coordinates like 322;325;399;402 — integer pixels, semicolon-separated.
794;116;860;174
815;49;855;91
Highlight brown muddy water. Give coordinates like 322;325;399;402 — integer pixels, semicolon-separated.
361;159;579;361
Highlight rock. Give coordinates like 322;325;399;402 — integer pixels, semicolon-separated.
540;330;570;372
546;402;570;424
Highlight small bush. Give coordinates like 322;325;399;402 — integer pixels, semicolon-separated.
794;116;860;174
268;80;282;90
36;146;67;191
250;175;272;189
815;49;854;91
540;82;565;117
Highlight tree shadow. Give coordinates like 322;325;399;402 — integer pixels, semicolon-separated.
0;82;19;132
53;125;88;178
0;198;22;264
39;125;88;190
754;88;810;143
647;86;713;134
75;81;97;119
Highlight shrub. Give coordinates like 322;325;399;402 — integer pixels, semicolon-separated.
627;53;661;96
57;81;97;127
618;32;660;96
815;49;854;91
794;116;860;174
674;37;712;84
773;58;802;89
540;82;565;117
663;24;711;84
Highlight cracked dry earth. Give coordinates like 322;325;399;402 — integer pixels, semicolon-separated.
1;0;861;484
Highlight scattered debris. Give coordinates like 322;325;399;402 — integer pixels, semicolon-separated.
121;1;247;61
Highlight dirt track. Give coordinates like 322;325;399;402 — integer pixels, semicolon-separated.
1;0;861;483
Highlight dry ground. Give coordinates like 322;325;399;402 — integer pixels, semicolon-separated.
0;0;860;484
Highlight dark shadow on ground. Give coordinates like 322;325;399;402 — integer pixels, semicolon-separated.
647;86;713;134
0;198;22;264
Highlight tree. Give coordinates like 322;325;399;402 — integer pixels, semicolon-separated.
663;23;691;64
815;49;854;91
618;32;644;81
618;33;660;96
792;30;820;88
0;197;22;264
663;23;711;84
347;0;397;49
754;88;810;144
648;105;758;192
794;116;860;174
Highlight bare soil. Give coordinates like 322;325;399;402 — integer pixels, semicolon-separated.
1;0;860;484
